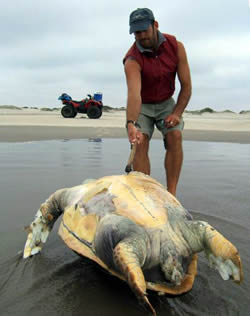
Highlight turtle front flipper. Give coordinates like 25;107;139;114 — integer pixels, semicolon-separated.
201;222;243;283
113;241;156;316
23;200;62;259
23;208;51;258
23;186;87;259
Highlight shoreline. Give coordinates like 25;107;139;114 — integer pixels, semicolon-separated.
1;109;250;144
1;125;250;144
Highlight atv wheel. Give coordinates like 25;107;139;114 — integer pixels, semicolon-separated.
61;105;77;118
87;105;102;119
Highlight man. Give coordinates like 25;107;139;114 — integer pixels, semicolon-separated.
123;8;192;196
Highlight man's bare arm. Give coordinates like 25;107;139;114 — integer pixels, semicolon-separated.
124;59;143;143
173;41;192;117
124;59;142;122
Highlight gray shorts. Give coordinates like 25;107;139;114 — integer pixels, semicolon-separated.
137;97;184;139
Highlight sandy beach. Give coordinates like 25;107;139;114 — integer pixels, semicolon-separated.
1;109;250;316
0;108;250;143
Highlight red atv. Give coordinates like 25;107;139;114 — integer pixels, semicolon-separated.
58;93;103;119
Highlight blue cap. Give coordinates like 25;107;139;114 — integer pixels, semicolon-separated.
129;8;155;34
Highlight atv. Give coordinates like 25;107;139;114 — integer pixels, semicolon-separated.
58;93;103;119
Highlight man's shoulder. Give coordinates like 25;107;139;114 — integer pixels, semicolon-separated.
161;33;178;53
161;33;185;48
162;33;177;42
127;41;139;53
123;42;142;65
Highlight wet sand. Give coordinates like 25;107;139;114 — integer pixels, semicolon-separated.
0;139;249;316
0;109;250;143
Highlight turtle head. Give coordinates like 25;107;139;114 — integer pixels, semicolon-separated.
201;222;243;284
160;252;185;286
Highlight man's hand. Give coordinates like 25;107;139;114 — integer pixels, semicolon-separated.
127;124;143;144
165;113;180;128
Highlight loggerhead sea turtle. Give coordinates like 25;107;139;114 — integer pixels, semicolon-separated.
23;172;243;315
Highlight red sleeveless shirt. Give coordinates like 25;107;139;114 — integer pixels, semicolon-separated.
123;33;178;104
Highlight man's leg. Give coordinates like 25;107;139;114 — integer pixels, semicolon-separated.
133;134;150;175
164;130;183;196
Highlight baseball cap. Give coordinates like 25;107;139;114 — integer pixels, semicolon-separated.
129;8;155;34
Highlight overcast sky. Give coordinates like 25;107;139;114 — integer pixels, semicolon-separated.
1;0;249;111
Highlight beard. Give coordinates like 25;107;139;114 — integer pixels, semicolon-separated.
139;38;154;48
138;29;158;50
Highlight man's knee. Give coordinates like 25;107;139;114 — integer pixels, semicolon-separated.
165;130;182;150
136;134;149;153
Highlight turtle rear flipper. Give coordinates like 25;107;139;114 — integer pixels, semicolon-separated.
203;223;243;283
113;241;156;316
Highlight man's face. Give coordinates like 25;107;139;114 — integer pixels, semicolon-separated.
134;23;158;49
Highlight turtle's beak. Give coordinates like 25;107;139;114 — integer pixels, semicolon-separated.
204;224;243;283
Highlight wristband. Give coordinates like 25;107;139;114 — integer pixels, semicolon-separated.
125;120;141;129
